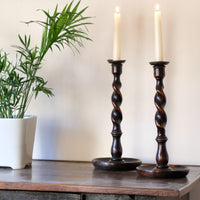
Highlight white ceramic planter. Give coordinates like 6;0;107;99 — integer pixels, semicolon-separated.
0;115;37;169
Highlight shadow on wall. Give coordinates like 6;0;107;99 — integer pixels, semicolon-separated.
34;115;96;161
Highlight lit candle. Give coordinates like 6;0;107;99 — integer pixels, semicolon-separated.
113;7;121;61
154;4;163;61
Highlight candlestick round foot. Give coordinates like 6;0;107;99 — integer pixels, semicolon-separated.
92;157;141;171
136;164;189;178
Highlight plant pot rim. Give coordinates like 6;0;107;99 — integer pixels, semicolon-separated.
0;115;37;120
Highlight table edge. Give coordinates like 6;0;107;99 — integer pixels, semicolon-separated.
0;182;180;197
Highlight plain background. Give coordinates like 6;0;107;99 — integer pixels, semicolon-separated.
0;0;200;198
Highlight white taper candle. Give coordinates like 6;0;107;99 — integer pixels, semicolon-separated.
154;4;163;61
113;7;121;61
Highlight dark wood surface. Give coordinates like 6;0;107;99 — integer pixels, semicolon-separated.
0;160;199;198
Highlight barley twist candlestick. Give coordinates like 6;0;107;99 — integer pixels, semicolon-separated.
110;59;123;161
92;60;141;171
137;61;189;178
154;62;168;169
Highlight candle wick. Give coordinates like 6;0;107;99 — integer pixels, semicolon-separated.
155;4;160;11
116;7;120;13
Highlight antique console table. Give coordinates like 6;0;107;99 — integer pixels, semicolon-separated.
0;160;199;200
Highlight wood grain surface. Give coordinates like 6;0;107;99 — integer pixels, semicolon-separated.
0;160;198;198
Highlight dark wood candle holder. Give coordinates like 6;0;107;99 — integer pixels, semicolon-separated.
137;61;189;178
92;60;141;171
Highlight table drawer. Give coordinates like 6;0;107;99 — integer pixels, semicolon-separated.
0;190;80;200
83;193;134;200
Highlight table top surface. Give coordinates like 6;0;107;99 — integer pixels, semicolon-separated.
0;160;199;197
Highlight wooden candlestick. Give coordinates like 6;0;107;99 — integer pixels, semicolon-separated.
137;61;189;178
92;60;141;171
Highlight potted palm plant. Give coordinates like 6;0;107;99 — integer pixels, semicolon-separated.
0;1;92;169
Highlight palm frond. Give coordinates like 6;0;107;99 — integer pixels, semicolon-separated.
0;1;92;118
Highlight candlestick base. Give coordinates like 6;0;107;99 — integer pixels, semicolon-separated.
92;157;141;171
137;164;189;178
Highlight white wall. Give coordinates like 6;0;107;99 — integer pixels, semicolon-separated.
1;0;200;166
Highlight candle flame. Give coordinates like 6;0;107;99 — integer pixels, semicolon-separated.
116;6;120;13
155;4;160;11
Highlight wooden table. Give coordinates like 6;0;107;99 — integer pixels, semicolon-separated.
0;160;199;200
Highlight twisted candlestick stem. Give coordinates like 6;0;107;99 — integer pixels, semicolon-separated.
108;60;125;161
153;62;169;169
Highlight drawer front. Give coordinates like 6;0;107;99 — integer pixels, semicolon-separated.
83;193;134;200
84;194;160;200
135;196;156;200
0;190;80;200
